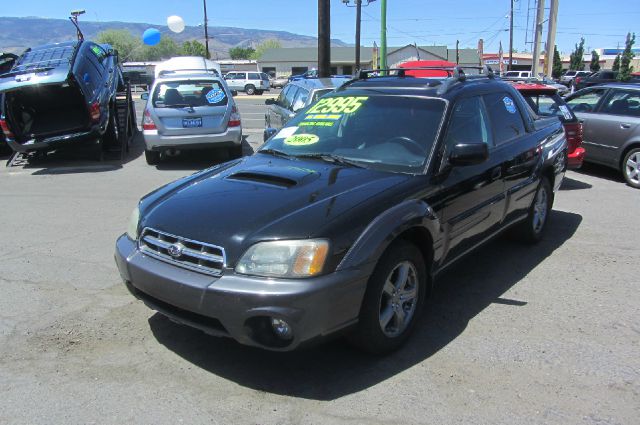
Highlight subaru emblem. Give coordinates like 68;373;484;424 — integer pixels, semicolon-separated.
167;243;184;258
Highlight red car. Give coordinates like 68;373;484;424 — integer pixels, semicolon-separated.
512;82;585;169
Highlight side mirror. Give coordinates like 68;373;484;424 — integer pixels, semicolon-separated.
140;92;149;100
263;128;278;142
449;143;488;166
265;98;275;105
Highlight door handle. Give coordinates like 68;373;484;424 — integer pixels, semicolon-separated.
621;123;631;129
491;167;502;179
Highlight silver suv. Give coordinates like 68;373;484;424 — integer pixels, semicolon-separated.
224;71;270;95
141;73;242;165
560;70;592;87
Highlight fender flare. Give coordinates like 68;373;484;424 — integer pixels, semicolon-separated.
336;199;441;272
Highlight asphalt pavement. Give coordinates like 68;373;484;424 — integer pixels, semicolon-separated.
0;105;638;424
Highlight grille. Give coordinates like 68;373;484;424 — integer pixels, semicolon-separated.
139;228;225;276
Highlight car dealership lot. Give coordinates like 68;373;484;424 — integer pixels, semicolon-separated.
0;104;638;424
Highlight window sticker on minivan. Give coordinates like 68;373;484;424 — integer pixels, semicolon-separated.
206;88;226;104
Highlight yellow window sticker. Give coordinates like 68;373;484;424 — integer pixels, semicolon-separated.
284;134;320;146
306;96;369;114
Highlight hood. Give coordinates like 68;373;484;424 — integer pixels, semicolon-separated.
139;154;412;264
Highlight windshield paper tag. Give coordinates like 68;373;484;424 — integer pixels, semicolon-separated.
503;96;517;114
559;105;572;120
273;127;298;139
284;134;319;146
306;96;369;114
206;88;226;103
299;121;335;127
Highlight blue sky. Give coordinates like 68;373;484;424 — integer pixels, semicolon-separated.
3;0;639;54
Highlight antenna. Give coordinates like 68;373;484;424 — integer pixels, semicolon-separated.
70;10;86;41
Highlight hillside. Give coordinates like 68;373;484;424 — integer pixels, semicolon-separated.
0;17;349;57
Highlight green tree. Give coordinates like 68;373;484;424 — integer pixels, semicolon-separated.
612;54;621;72
96;29;142;61
589;50;601;72
618;32;636;82
181;40;207;57
569;38;585;70
229;47;256;60
250;39;282;60
552;45;563;78
140;36;180;61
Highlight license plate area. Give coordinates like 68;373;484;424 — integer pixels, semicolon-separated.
182;117;203;128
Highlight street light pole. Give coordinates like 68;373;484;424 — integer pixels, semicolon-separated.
355;0;362;70
509;0;514;71
318;0;331;77
203;0;211;59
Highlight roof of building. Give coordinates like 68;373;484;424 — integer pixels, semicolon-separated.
258;45;479;64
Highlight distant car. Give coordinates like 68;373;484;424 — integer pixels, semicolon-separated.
224;71;270;95
154;56;221;79
270;75;289;88
263;77;349;140
560;70;592;87
512;82;585;169
0;40;124;158
574;70;617;91
521;77;570;96
565;83;640;188
289;69;318;81
140;72;242;165
501;70;532;81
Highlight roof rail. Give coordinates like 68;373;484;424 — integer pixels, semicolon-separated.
357;64;494;82
158;68;219;77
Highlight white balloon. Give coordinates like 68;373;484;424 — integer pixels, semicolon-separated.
167;15;185;33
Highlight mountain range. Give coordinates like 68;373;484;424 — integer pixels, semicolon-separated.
0;16;349;57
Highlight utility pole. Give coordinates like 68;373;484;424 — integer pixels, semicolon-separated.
380;0;387;71
531;0;546;77
456;40;460;64
203;0;211;59
342;1;376;72
318;0;331;77
544;0;559;77
509;0;514;70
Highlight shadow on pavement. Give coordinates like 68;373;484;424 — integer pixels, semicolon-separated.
148;210;582;401
560;176;592;191
154;137;254;171
574;162;623;183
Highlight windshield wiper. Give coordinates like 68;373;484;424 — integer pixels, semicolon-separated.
294;153;366;168
258;148;292;159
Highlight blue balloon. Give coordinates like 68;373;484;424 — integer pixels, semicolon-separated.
142;28;161;46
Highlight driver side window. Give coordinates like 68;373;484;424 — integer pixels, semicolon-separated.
444;96;492;156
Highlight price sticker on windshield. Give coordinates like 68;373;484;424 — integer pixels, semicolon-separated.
284;134;319;146
306;96;369;114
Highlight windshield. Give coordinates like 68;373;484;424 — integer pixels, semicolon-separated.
260;94;446;173
152;80;228;108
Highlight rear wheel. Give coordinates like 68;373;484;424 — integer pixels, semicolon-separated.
349;240;427;354
622;147;640;189
245;84;256;95
514;178;552;243
145;149;160;165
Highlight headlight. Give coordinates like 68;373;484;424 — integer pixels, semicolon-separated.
126;206;140;240
235;240;329;278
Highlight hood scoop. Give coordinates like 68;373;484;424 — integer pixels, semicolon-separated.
226;165;320;188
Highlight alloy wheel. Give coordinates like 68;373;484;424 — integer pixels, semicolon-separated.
379;261;419;338
532;185;549;234
624;151;640;186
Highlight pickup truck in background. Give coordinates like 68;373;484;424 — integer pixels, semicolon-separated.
0;40;124;158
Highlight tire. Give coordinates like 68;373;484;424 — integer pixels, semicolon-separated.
228;144;243;159
349;240;427;354
145;149;160;165
621;147;640;189
514;178;552;243
245;84;256;95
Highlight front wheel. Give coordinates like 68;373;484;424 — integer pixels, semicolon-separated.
622;148;640;189
349;240;427;354
514;178;552;243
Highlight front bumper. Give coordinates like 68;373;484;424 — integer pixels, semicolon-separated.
114;235;369;351
143;127;242;150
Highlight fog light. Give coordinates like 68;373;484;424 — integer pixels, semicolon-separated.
270;318;293;340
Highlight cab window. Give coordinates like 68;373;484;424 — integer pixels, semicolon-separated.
284;85;300;110
566;88;607;113
484;93;526;145
291;88;309;112
601;90;640;117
